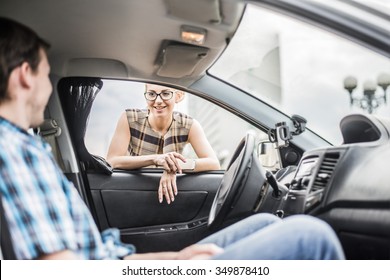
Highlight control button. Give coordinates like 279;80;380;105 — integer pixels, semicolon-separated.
317;173;329;181
176;225;188;230
290;178;303;190
302;176;310;187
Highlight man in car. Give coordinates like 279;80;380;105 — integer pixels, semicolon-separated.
0;17;345;260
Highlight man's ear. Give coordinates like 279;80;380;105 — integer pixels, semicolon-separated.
18;62;34;90
175;91;185;103
6;62;33;100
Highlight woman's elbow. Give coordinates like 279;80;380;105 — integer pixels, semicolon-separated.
210;158;221;170
106;156;119;168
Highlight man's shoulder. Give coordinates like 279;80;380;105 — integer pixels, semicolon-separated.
0;121;50;160
0;120;24;149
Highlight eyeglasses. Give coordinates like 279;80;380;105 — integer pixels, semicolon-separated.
144;90;174;101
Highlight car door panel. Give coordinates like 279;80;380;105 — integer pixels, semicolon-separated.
101;190;208;228
87;170;223;252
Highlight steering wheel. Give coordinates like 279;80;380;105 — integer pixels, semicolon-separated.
208;133;267;229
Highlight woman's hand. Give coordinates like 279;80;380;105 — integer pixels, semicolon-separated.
158;170;177;204
154;152;186;173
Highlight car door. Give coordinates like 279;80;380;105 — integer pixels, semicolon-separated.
55;78;259;253
87;168;222;253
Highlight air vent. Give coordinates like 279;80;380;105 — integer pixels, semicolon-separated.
311;153;340;192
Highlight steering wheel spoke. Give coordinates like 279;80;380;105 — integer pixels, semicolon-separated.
208;133;267;229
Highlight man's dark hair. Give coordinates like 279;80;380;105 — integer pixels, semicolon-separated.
0;17;50;102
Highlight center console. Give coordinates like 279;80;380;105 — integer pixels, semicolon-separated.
281;149;342;216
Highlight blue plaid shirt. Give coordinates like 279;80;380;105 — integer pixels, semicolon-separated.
0;117;135;259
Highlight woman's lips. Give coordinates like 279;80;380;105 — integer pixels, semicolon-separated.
153;106;167;112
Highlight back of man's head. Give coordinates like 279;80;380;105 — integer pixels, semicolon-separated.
0;17;50;102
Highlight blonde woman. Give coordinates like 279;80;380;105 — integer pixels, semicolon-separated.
107;84;220;204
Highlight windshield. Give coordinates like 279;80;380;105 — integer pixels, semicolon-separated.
209;1;390;144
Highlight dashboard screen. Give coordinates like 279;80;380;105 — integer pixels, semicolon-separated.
296;158;318;178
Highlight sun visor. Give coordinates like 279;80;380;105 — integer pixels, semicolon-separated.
156;42;209;78
165;0;222;24
66;58;128;78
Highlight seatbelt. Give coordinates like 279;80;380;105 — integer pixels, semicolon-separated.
0;194;17;259
38;119;65;171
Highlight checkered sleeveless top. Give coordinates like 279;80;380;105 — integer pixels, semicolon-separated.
126;109;193;156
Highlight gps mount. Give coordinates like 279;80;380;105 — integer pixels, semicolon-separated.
268;114;307;148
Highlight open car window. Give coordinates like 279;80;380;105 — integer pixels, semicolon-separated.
85;80;269;170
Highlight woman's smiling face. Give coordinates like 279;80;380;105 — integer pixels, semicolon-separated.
145;84;183;119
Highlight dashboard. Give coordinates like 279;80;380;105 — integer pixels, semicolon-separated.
282;114;390;259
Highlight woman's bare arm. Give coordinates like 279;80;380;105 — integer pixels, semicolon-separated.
188;119;221;172
106;112;185;172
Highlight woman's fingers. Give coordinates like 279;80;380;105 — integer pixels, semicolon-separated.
168;152;186;173
158;183;163;203
159;183;171;204
159;172;177;204
164;184;171;204
174;152;186;162
167;181;175;202
165;154;177;172
156;153;187;173
172;177;178;196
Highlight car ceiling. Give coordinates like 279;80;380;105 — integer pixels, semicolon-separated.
0;0;245;85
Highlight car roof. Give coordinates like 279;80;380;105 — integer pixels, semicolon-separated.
0;0;244;86
2;0;388;88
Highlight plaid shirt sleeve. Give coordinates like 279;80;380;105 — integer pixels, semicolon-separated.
0;122;135;259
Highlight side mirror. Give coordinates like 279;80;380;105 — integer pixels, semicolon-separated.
257;141;281;171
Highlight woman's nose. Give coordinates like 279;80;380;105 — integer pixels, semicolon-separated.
155;94;163;102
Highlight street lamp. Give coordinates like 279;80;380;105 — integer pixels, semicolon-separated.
343;73;390;114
